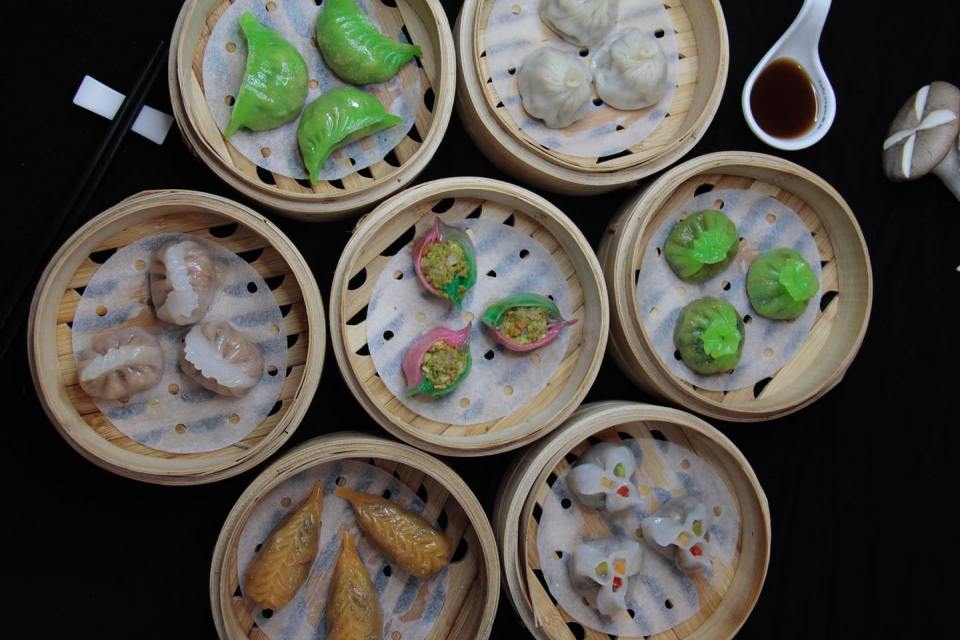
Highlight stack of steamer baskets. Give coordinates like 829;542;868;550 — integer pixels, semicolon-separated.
169;0;456;220
456;0;729;194
28;190;326;484
330;177;609;456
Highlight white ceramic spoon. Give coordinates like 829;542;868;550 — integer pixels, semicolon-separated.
741;0;836;150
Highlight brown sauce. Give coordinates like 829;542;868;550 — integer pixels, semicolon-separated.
750;58;817;139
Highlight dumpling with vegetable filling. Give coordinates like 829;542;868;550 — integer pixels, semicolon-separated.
663;209;739;283
747;247;820;320
403;324;472;398
570;537;643;616
150;239;218;326
327;531;382;640
673;297;744;375
297;87;402;184
640;496;711;574
179;321;264;397
316;0;422;85
592;28;669;110
223;12;309;138
518;48;593;129
77;327;164;401
539;0;620;48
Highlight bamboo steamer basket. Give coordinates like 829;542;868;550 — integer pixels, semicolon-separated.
455;0;728;195
330;177;608;457
28;190;325;485
495;401;770;640
169;0;456;221
210;432;500;639
599;151;873;422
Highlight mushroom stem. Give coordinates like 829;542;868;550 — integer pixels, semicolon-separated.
932;142;960;202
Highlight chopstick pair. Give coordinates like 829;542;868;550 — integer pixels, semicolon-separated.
0;39;169;360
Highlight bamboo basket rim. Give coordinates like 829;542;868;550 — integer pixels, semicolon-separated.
27;189;326;484
170;0;457;220
329;176;609;456
609;151;873;419
455;0;730;186
496;400;771;639
209;431;501;640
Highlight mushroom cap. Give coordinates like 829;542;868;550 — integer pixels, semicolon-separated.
883;81;960;181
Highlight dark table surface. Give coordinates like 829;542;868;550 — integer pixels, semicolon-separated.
3;0;957;637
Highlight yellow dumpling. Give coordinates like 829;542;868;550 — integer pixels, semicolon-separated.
335;487;451;577
328;531;382;640
244;481;323;610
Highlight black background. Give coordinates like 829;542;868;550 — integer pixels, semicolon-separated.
2;1;957;637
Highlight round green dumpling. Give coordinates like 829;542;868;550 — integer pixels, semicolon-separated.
664;209;739;283
747;248;820;320
673;297;744;375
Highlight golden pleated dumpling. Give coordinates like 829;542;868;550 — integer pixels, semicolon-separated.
335;487;451;577
244;481;324;610
327;531;383;640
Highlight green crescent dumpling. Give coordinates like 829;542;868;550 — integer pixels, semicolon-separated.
664;209;739;283
746;248;820;320
674;297;744;375
297;86;403;184
224;12;309;138
316;0;423;85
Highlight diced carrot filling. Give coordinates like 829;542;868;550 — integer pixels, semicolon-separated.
690;545;703;557
612;576;623;591
614;558;626;574
616;485;630;497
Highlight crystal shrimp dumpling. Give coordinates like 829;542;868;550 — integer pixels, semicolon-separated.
518;48;594;129
149;239;218;326
179;321;265;397
76;327;165;401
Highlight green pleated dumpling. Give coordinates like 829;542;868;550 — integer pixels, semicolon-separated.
674;297;744;375
224;12;309;138
664;209;739;283
747;248;820;320
316;0;423;85
297;86;403;184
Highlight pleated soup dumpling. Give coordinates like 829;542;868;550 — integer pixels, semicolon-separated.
77;327;164;401
179;321;264;397
518;48;594;129
223;12;309;138
244;481;324;610
297;86;403;184
150;239;218;326
316;0;422;85
539;0;620;48
591;28;669;111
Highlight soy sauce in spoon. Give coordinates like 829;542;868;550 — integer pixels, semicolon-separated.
749;58;817;139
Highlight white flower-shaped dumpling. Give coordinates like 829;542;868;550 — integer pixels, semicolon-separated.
570;538;643;616
518;48;593;129
77;327;164;401
640;496;711;574
567;442;641;512
592;28;668;111
180;321;264;397
150;239;218;326
539;0;619;48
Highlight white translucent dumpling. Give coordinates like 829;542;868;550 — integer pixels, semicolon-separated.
567;441;641;512
569;537;643;616
77;327;164;401
539;0;619;48
640;496;711;574
180;322;264;397
592;28;668;110
150;239;218;325
518;48;593;129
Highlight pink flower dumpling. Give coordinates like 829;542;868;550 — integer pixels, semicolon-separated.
402;323;473;398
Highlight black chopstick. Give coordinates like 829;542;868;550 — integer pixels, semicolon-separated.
0;39;169;361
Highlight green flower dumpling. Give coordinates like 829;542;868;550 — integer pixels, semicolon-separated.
674;297;744;375
747;248;820;320
664;209;739;283
224;12;309;138
297;86;402;184
316;0;423;85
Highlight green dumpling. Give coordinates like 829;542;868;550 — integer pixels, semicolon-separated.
664;209;739;283
674;297;744;375
747;248;820;320
297;86;403;184
316;0;423;85
224;12;309;138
